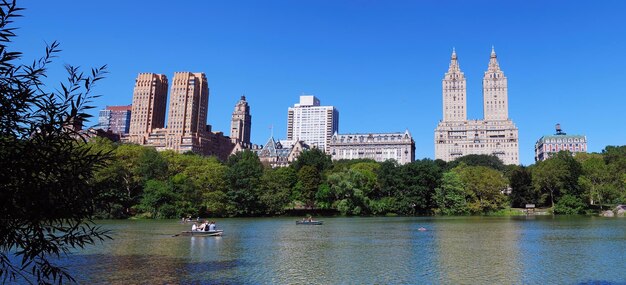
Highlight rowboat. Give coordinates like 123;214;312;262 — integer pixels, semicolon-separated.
296;221;323;225
179;230;223;237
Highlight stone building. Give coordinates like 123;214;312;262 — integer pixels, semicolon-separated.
328;130;415;165
230;95;252;145
248;136;309;168
434;48;520;165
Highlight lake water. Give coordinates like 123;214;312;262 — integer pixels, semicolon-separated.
54;216;626;284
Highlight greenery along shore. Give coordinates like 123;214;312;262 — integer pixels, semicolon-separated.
87;138;626;218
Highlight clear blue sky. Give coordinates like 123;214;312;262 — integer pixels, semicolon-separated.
12;1;626;165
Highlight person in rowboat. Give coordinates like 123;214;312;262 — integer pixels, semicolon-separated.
198;220;209;231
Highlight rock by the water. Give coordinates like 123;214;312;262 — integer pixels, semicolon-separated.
617;208;625;217
601;210;615;217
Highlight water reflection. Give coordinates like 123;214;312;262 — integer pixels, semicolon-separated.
433;217;522;284
44;217;626;284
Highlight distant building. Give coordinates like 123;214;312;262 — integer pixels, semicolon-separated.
434;48;520;165
204;125;235;161
248;136;309;168
328;130;415;165
125;72;234;159
287;95;338;153
534;124;587;161
80;128;121;142
128;73;168;144
164;72;210;154
98;105;132;134
230;95;252;145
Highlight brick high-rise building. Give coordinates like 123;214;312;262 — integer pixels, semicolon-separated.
165;72;209;153
125;72;234;160
128;73;168;144
435;48;520;165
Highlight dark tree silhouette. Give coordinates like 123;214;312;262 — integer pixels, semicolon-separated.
0;1;110;283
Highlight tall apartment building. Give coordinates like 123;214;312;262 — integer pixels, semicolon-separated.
230;95;251;145
442;48;467;122
126;72;234;160
535;124;587;161
434;48;520;165
128;73;168;144
328;130;415;165
98;105;132;134
287;95;339;152
165;72;210;153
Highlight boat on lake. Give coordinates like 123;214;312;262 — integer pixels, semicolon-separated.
296;220;323;225
179;230;223;236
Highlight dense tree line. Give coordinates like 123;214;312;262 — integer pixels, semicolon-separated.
88;138;626;218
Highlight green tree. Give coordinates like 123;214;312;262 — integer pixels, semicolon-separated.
295;165;322;208
327;169;372;215
112;144;155;214
0;2;110;283
434;172;469;215
447;154;505;171
139;180;177;218
137;146;168;181
225;150;264;216
532;151;583;209
162;151;228;216
185;156;228;217
315;183;334;209
453;165;508;214
169;173;199;217
260;167;297;214
291;148;332;173
602;146;626;203
577;153;613;208
508;166;536;208
376;160;401;198
88;138;131;218
396;159;443;215
553;194;586;215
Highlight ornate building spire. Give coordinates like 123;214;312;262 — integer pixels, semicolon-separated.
448;47;460;73
483;47;508;121
230;95;252;145
487;46;501;72
442;48;467;121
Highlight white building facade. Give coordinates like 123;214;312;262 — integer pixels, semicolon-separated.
329;130;415;165
287;95;339;153
434;48;520;165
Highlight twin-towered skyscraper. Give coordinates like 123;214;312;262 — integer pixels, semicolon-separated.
435;48;520;165
127;72;232;159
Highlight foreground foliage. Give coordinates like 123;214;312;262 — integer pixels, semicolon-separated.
0;1;110;283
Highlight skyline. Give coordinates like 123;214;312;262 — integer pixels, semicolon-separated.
12;1;626;165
